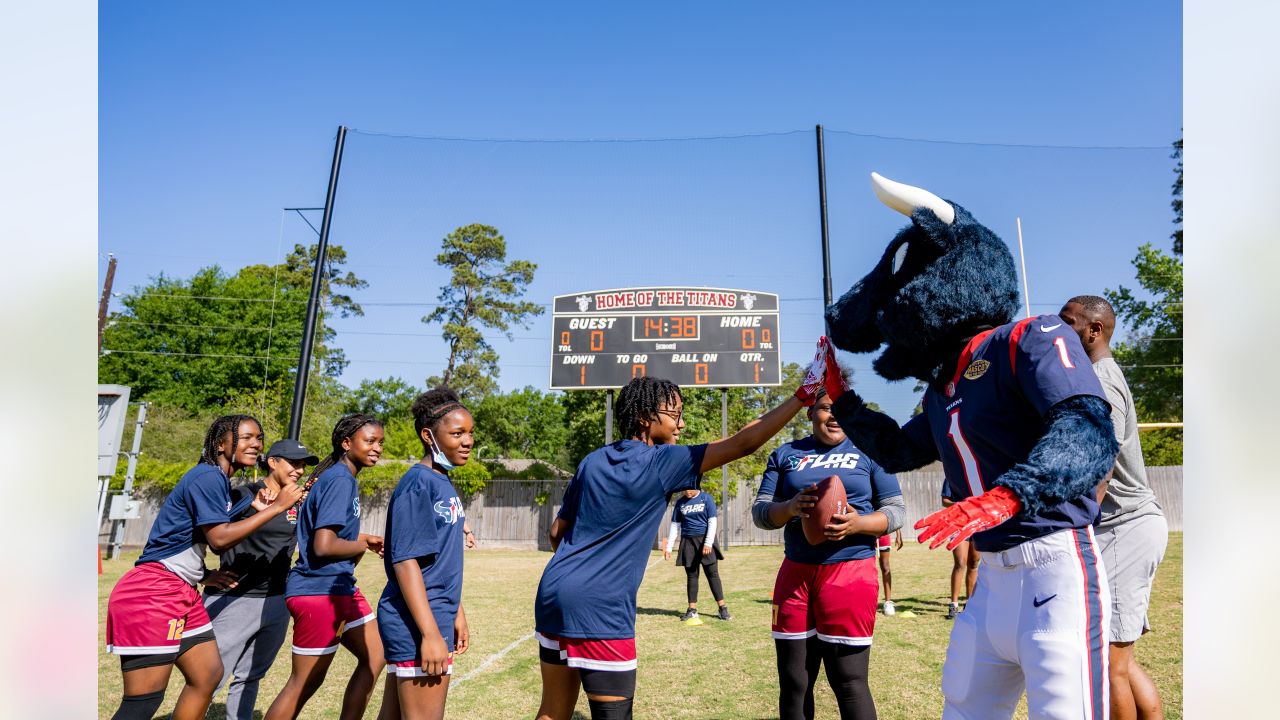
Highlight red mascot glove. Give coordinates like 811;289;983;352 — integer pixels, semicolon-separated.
914;486;1023;550
794;337;832;406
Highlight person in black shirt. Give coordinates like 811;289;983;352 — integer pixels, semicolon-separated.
202;439;318;720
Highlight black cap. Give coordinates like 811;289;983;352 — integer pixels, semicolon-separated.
264;439;319;465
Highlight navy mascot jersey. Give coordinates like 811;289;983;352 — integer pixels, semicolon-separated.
671;491;717;537
535;440;707;639
902;314;1109;552
378;464;465;658
759;436;901;564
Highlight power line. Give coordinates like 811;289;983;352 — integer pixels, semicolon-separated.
102;348;294;362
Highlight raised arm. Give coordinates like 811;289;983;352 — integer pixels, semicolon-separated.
203;482;304;554
699;396;804;475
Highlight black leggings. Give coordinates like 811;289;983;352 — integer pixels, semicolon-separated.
685;560;724;605
776;637;875;720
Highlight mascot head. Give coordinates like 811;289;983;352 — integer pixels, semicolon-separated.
825;173;1021;384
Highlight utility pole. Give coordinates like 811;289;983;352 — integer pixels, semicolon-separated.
287;126;348;439
98;254;117;354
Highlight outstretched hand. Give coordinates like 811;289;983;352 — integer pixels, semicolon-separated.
914;486;1022;550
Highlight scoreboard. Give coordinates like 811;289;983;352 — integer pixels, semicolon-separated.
550;287;781;390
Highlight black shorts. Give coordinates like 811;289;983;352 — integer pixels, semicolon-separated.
119;630;216;671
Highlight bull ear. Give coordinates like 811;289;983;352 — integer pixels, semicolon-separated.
870;172;955;225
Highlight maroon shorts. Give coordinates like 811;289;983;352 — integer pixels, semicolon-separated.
286;589;375;655
535;631;637;671
771;556;878;646
387;656;454;678
106;562;213;655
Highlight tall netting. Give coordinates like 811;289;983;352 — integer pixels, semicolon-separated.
328;129;835;398
326;128;1174;419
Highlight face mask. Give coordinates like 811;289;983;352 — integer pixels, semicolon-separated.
427;429;455;472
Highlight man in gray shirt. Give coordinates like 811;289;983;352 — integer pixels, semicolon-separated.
1060;295;1168;720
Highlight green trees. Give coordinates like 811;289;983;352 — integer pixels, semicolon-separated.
98;243;365;412
1105;138;1183;464
423;224;544;400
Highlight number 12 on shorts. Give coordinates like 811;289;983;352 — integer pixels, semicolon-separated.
166;617;186;640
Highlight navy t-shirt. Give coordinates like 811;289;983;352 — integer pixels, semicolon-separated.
905;314;1109;552
378;464;466;658
757;436;901;564
535;440;707;639
287;464;364;597
671;491;717;537
137;463;233;585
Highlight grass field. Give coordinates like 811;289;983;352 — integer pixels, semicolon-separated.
99;534;1182;719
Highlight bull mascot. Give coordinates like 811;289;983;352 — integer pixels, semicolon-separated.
823;173;1119;720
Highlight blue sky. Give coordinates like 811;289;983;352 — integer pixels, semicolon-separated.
99;2;1182;422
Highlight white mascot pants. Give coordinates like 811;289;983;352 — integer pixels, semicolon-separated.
942;526;1111;720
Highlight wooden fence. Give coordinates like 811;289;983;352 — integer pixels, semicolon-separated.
101;467;1183;551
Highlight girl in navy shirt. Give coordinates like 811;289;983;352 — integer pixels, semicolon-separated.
376;388;473;719
752;387;905;720
105;414;302;720
663;489;729;622
534;341;835;720
264;414;386;720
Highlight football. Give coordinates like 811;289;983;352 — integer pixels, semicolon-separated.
801;475;849;545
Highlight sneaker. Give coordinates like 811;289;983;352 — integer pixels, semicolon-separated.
718;605;732;621
680;608;699;622
883;600;896;616
946;602;959;620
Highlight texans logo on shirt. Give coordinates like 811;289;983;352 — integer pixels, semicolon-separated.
352;497;361;519
786;452;862;472
434;496;463;524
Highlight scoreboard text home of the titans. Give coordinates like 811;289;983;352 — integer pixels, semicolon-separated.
550;287;781;390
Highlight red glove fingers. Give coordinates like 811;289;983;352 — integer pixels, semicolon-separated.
794;336;832;407
914;486;1022;550
822;340;849;402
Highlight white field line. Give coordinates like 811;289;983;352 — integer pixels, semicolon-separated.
452;553;667;687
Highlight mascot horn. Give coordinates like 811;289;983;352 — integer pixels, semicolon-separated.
821;172;1120;720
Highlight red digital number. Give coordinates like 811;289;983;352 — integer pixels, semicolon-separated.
579;366;587;385
694;363;709;384
644;318;661;337
741;328;756;349
590;330;604;351
682;317;696;337
632;364;646;378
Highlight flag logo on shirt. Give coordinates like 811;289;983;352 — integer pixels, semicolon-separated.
434;497;463;524
963;359;990;380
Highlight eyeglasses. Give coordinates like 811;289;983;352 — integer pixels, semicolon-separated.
656;408;684;424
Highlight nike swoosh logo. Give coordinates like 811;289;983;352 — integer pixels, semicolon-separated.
1039;323;1062;332
1032;594;1057;607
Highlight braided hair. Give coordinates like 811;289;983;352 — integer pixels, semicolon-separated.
615;376;682;440
412;387;469;453
199;414;261;471
306;413;384;487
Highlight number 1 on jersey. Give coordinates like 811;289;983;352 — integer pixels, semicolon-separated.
1052;336;1076;368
